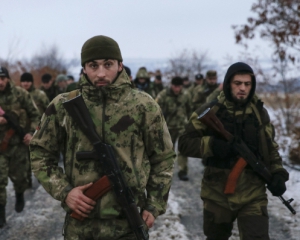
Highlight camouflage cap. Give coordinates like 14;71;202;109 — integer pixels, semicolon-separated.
81;35;123;66
0;67;10;78
206;70;217;78
56;74;68;83
136;67;149;79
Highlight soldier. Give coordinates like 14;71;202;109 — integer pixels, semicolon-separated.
178;62;289;239
56;74;68;93
20;72;49;115
20;72;48;188
0;67;40;228
156;77;192;181
189;73;204;99
133;67;156;98
153;74;164;96
30;35;175;239
40;73;61;102
66;75;78;93
192;70;219;111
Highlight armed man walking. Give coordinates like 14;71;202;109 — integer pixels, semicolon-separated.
192;70;219;111
178;62;290;240
156;77;192;181
30;35;175;239
0;67;40;228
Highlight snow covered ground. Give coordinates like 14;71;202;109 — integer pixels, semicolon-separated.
0;107;299;239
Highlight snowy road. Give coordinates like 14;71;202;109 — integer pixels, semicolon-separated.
0;158;299;239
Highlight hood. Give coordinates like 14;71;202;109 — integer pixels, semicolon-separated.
223;62;256;104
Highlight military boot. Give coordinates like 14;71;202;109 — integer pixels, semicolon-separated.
15;192;25;213
0;204;6;228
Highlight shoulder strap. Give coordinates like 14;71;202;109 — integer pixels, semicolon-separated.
251;102;270;167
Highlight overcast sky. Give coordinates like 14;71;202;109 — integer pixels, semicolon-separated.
1;0;272;71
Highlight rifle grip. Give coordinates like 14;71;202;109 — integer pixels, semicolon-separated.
70;175;112;221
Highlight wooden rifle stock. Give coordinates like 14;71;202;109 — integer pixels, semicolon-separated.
198;108;248;194
70;175;112;221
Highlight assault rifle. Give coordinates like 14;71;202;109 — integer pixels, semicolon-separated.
0;107;26;152
63;95;149;240
198;108;296;215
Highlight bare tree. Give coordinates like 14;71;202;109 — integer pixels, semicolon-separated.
166;49;210;79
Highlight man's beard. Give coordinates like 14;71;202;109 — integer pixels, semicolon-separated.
232;95;248;105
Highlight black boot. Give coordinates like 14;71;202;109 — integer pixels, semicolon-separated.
15;192;25;213
0;204;6;228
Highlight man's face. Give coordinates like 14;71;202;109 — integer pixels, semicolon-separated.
57;81;68;89
230;74;252;103
195;79;203;86
206;77;217;86
67;79;74;85
138;78;146;84
20;81;33;91
83;59;122;88
171;84;183;95
41;80;53;90
183;80;189;86
0;76;9;91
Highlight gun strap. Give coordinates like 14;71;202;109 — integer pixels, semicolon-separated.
251;103;270;167
70;175;112;221
0;128;15;152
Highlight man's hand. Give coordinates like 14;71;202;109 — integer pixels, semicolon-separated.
23;133;33;146
0;116;7;125
142;210;155;229
65;183;96;218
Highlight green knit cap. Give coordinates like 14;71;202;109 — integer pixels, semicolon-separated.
81;35;123;66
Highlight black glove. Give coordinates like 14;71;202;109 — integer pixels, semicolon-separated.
267;173;287;196
211;137;234;158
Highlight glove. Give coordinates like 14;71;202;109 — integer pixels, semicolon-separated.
267;173;287;196
211;137;234;158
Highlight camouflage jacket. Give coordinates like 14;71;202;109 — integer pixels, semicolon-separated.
0;82;40;146
28;85;49;115
192;83;219;111
40;83;62;102
30;69;175;219
156;88;192;130
178;91;288;177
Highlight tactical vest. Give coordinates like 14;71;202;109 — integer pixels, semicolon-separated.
203;99;270;169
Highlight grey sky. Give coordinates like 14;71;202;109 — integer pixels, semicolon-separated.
1;0;271;67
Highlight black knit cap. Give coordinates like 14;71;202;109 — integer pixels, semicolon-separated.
41;73;52;83
0;67;10;78
20;72;34;82
81;35;123;66
195;73;203;80
171;77;183;86
223;62;256;102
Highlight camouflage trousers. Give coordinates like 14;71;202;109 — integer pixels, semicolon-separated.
169;129;188;174
0;144;29;206
201;167;269;240
63;214;145;240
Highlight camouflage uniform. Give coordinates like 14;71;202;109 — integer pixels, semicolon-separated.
178;62;289;239
192;82;219;111
30;69;175;239
206;87;222;104
156;87;192;178
28;85;49;115
41;82;62;102
0;82;40;207
133;67;156;98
